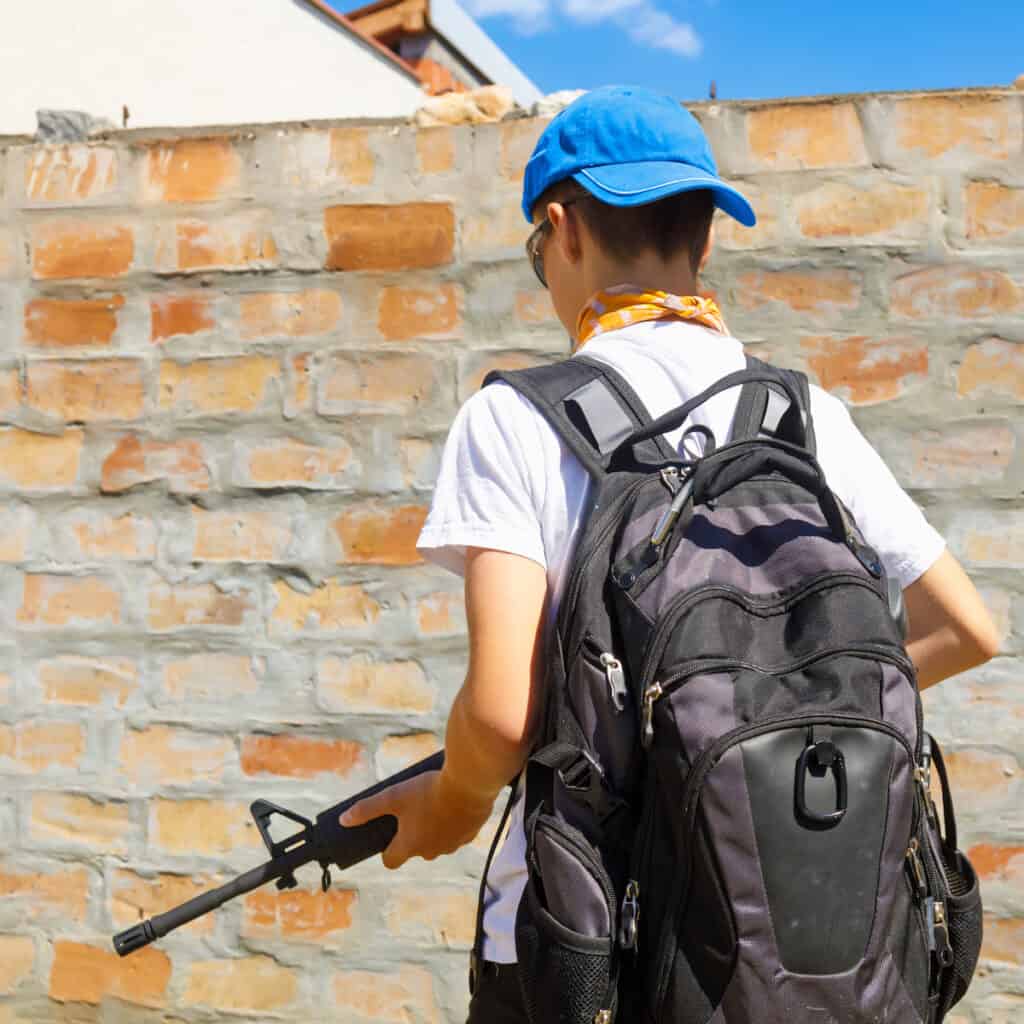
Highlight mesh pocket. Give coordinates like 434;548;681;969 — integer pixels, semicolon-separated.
937;850;983;1017
515;877;614;1024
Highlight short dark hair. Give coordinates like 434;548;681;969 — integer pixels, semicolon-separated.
533;181;715;274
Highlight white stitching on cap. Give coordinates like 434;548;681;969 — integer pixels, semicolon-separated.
577;167;744;199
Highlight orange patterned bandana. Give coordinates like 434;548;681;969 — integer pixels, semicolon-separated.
575;285;727;351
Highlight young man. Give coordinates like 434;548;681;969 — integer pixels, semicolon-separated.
342;86;999;1021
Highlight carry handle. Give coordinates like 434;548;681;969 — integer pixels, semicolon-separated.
614;369;807;454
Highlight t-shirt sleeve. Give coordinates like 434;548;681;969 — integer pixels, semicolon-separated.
812;391;945;589
417;384;547;577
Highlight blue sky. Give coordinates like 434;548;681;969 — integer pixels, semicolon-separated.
454;0;1024;101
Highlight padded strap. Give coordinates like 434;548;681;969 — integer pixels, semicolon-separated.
483;356;674;479
730;355;817;455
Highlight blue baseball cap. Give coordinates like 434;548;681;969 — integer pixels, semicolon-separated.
521;85;755;228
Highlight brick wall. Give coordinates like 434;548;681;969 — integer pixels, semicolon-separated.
0;88;1021;1022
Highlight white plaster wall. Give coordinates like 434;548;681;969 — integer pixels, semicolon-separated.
0;0;426;134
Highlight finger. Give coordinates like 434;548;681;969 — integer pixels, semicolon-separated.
340;791;394;828
381;841;410;871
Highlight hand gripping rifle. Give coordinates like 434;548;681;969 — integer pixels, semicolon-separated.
112;750;444;956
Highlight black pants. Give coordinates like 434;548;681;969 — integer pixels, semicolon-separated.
466;961;528;1023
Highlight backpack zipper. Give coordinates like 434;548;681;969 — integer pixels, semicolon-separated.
581;636;629;712
649;711;918;1013
641;644;918;750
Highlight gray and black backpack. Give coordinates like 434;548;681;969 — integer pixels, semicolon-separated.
474;355;983;1024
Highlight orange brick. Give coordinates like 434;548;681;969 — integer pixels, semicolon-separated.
0;428;82;489
239;289;342;339
120;726;232;786
460;350;547;399
982;916;1024;966
30;219;134;279
377;732;441;778
966;181;1024;241
152;799;258;855
384;886;476;947
0;935;34;994
967;843;1024;885
18;574;120;628
112;870;219;935
893;95;1021;160
378;283;462;341
244;888;357;941
944;748;1018;809
324;203;454;271
746;101;868;170
904;423;1015;488
417;127;455;175
319;352;439;415
891;266;1021;319
462;202;529;261
29;793;134;852
0;504;33;562
416;591;465;636
159;356;279;415
800;334;928;405
150;294;215;342
329;127;375;186
957;337;1024;400
241;734;363;779
502;119;546;182
49;941;170;1007
23;295;124;349
100;435;211;494
0;368;21;418
795;182;929;241
155;213;278;273
0;228;13;279
147;580;258;632
24;145;117;202
236;437;354;489
398;437;438;490
161;653;260;702
333;504;427;565
0;865;89;921
192;507;292;562
25;358;145;422
65;510;154;560
715;186;782;251
736;269;862;317
38;656;137;707
515;290;557;325
332;966;437;1022
183;956;297;1012
143;138;241;202
961;519;1024;568
318;656;434;714
0;722;85;771
285;353;313;416
270;579;380;635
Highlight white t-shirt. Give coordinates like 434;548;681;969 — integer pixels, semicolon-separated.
416;319;945;963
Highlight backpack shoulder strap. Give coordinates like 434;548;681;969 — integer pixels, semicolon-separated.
483;355;676;479
731;354;817;455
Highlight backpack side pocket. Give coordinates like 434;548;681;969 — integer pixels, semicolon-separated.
515;811;618;1024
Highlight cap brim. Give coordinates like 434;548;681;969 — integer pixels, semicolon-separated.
574;162;756;227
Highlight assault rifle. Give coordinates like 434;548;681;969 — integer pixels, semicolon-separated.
112;750;444;956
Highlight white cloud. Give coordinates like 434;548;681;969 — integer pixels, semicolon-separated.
464;0;704;60
628;9;703;57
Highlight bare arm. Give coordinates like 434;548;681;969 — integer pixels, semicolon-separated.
342;547;547;867
904;549;1000;691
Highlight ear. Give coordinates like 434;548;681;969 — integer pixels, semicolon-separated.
548;201;584;266
699;221;715;272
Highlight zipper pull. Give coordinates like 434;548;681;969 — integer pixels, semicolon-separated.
641;683;663;749
600;653;628;712
928;899;954;968
619;879;640;951
906;838;927;901
594;1011;613;1024
649;475;694;548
